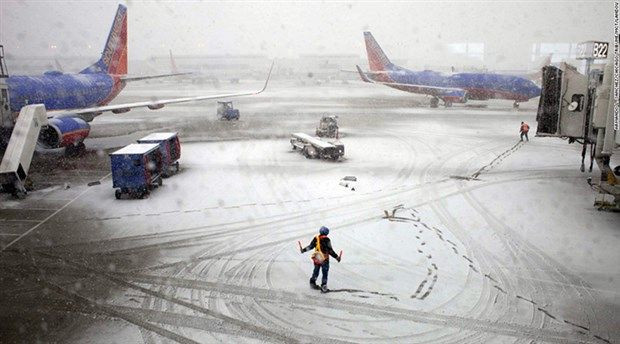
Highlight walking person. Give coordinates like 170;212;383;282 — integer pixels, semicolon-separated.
520;121;530;141
300;226;341;292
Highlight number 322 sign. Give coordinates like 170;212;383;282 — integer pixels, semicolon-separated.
576;41;609;59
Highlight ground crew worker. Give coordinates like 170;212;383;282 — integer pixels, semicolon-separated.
300;226;340;292
520;121;530;141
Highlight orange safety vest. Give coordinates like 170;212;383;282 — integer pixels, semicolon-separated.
521;123;530;132
311;235;328;265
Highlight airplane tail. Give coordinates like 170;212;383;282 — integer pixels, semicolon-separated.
80;4;128;75
537;54;552;70
54;58;63;72
526;54;552;83
364;31;394;71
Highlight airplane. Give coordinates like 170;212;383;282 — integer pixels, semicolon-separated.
445;54;551;83
2;4;271;156
491;54;552;83
355;32;541;108
54;58;64;73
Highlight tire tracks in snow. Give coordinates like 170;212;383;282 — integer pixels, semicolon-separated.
26;250;306;344
416;138;611;344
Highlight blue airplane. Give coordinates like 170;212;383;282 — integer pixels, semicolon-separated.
356;32;541;108
3;4;270;155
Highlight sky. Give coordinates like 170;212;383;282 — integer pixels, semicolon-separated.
0;0;615;69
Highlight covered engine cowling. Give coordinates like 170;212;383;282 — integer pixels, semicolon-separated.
439;89;468;103
38;117;90;149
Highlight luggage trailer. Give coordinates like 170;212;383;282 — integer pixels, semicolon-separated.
109;143;163;199
137;132;181;177
290;132;344;160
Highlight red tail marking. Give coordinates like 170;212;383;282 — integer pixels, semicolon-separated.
364;32;391;71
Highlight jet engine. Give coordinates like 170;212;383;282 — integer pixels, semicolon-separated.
440;89;468;104
38;117;90;149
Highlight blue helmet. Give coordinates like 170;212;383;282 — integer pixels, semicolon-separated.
319;226;329;235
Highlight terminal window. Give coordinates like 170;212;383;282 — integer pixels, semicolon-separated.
447;42;485;61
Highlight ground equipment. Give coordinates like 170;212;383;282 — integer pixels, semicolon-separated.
290;132;344;161
316;115;339;138
217;101;240;120
109;143;163;199
137;132;181;177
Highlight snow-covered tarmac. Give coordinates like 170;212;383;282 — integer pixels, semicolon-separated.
1;81;618;343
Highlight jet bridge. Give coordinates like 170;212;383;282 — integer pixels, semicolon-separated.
0;105;48;198
536;42;619;211
1;45;14;148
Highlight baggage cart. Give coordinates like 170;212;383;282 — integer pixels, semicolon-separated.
109;143;163;199
137;132;181;177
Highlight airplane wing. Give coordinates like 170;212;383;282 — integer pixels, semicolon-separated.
49;62;273;119
120;72;192;82
355;65;464;96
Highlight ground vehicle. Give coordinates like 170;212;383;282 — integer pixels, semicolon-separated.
316;115;339;138
290;132;344;161
217;101;240;120
339;176;357;190
137;132;181;177
109;143;163;199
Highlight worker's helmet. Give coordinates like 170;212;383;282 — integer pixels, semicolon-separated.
319;226;329;235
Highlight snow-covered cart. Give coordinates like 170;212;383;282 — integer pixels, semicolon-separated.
109;143;163;199
137;132;181;177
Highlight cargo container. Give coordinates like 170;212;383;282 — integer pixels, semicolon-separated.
137;132;181;177
109;143;163;199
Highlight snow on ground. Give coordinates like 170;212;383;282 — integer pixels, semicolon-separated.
0;82;618;344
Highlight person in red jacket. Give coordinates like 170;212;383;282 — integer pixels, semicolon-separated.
520;122;530;142
300;226;340;292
